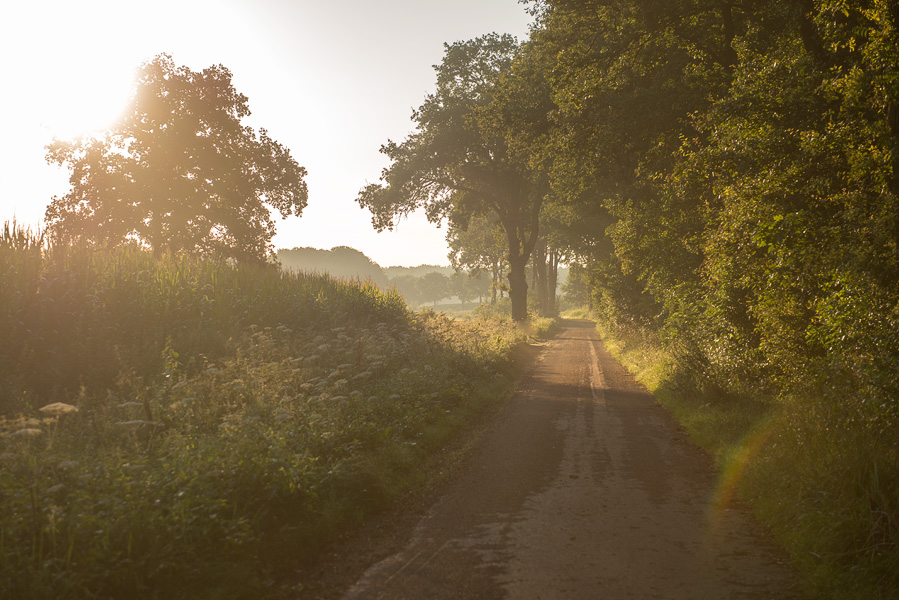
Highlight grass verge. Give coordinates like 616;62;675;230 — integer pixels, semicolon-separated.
592;318;899;600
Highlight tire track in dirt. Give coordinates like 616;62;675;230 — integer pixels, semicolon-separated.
340;319;802;599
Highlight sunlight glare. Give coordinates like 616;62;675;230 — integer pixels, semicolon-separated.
38;69;135;140
8;2;142;141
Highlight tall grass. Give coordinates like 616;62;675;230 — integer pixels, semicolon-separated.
592;316;899;600
0;225;530;599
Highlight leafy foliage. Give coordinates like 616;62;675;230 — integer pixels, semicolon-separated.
45;54;308;264
357;34;552;321
524;1;899;596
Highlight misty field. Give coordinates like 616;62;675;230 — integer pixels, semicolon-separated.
0;226;533;599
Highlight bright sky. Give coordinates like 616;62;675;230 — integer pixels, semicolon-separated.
0;0;532;267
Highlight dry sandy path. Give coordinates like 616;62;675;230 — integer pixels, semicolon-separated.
340;320;802;599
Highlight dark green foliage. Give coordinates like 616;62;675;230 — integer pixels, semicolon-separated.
525;0;899;596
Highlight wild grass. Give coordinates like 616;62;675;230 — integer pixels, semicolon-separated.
591;316;899;600
468;297;562;340
0;225;531;599
560;306;593;320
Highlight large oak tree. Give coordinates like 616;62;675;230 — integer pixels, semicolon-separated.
45;54;308;264
357;34;552;321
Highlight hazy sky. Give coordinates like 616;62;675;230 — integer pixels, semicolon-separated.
1;0;532;266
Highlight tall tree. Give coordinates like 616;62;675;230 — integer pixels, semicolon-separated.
447;213;508;303
527;0;749;329
450;271;478;307
45;54;308;264
389;274;423;307
357;34;552;321
418;271;450;307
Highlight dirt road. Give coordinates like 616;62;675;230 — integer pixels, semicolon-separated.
340;320;802;599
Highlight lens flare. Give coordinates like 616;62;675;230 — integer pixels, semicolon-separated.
706;416;780;532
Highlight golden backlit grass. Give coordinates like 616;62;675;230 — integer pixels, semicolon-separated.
0;225;534;599
594;317;899;600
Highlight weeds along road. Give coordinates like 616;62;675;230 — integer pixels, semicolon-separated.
340;319;802;599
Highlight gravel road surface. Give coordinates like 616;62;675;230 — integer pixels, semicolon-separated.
339;319;802;599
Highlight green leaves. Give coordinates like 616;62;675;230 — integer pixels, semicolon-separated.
45;54;308;264
358;34;550;320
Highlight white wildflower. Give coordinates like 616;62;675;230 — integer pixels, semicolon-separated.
39;402;78;416
10;428;43;437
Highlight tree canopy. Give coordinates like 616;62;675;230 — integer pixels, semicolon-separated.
509;3;899;593
357;34;551;321
45;54;308;264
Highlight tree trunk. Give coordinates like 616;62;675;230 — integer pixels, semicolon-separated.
719;2;738;72
498;191;543;322
547;248;560;317
491;263;500;304
508;254;529;322
587;256;594;312
534;239;548;316
793;0;829;70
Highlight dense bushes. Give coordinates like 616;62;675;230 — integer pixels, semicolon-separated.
531;1;899;597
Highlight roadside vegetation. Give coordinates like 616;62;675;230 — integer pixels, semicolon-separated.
12;1;897;596
0;225;535;599
521;1;899;596
570;305;898;600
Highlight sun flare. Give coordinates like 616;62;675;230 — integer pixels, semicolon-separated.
38;70;135;140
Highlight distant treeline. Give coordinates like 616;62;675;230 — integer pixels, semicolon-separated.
277;246;389;288
277;246;568;310
277;246;463;306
